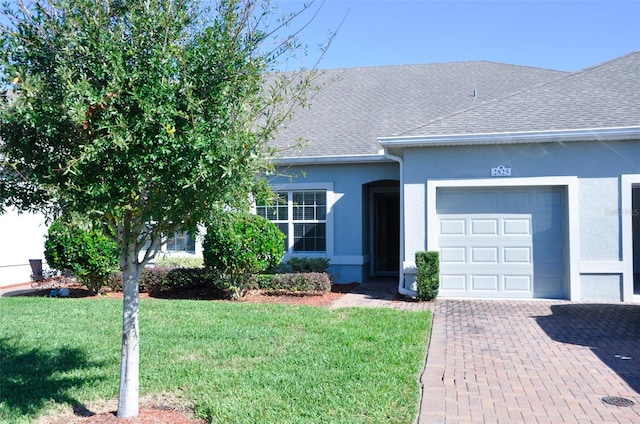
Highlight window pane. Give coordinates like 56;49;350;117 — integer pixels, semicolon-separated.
317;206;326;220
255;206;266;218
256;192;288;221
277;223;288;251
166;231;196;253
293;205;304;221
291;191;327;221
293;223;326;252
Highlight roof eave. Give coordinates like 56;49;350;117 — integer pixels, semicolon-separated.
378;126;640;149
272;153;391;166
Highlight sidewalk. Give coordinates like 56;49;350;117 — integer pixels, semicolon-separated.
0;281;40;297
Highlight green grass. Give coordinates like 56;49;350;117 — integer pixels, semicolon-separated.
0;298;431;423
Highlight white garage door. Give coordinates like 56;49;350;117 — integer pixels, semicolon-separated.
437;187;566;299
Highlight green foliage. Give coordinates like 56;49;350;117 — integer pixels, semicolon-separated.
415;251;440;301
251;272;331;294
44;217;119;294
270;256;331;274
0;0;319;265
203;211;285;297
143;267;234;298
154;255;204;269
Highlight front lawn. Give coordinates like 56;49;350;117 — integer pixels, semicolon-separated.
0;298;431;423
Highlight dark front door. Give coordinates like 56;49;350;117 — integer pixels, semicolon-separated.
373;192;400;274
633;187;640;295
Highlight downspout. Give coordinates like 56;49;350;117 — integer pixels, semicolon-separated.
383;148;414;297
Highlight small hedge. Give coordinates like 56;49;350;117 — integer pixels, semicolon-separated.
154;255;204;269
416;251;439;301
270;256;331;274
104;268;331;299
251;272;331;295
105;267;234;299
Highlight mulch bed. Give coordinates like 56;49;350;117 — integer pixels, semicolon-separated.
22;280;360;306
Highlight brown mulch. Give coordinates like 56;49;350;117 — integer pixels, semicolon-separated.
20;279;360;423
75;409;206;424
34;394;207;424
23;280;360;307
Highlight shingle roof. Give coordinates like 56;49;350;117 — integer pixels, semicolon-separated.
270;61;568;158
400;52;640;137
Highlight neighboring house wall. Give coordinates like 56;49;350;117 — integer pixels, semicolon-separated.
399;139;640;301
0;208;48;287
268;161;399;283
0;207;203;287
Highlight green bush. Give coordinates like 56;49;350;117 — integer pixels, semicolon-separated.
270;256;331;274
44;217;119;294
415;251;439;301
138;267;235;298
251;272;331;294
203;211;285;297
155;255;204;269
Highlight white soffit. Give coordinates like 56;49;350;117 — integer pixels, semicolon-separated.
378;126;640;149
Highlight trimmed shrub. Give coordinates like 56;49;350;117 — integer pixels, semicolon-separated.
44;217;119;294
252;272;331;295
142;267;234;298
154;255;204;269
203;211;285;297
415;251;439;301
270;256;331;274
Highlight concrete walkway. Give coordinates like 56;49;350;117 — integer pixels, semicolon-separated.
330;280;640;424
0;281;44;297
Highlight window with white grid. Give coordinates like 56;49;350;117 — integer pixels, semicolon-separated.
256;190;327;253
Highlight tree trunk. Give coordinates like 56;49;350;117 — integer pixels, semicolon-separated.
116;258;142;418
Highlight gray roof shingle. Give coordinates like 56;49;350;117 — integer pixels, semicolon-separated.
270;61;568;158
400;52;640;137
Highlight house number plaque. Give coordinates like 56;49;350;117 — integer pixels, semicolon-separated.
491;165;511;177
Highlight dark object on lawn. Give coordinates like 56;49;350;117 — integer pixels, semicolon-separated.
50;287;70;298
30;259;43;281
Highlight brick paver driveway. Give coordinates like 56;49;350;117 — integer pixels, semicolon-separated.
420;300;640;424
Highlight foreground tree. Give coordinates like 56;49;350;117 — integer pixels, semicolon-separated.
0;0;322;417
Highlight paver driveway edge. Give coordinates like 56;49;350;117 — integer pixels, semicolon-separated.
418;303;446;424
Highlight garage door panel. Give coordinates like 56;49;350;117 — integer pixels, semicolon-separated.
471;275;499;291
534;275;565;298
471;219;498;235
440;219;466;235
503;247;531;263
471;247;499;263
440;274;466;291
503;191;530;204
503;218;531;235
504;275;532;292
534;246;563;264
440;247;466;263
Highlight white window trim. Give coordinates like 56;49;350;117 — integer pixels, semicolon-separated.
266;182;334;258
